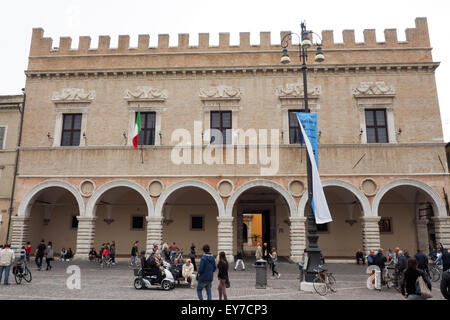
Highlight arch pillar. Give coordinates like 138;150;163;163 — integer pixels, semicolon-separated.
217;216;234;262
10;216;31;253
360;216;381;255
289;217;307;263
74;216;97;260
415;219;430;253
146;216;164;254
432;216;450;249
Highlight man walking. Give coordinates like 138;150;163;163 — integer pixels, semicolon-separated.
441;269;450;300
234;249;245;271
35;239;46;271
0;243;15;285
414;250;428;274
129;241;139;267
196;244;216;300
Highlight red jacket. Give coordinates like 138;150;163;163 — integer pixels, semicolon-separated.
102;249;109;257
26;245;32;254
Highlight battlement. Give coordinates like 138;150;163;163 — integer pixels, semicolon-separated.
30;17;431;57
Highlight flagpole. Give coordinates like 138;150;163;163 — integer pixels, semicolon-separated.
281;21;326;283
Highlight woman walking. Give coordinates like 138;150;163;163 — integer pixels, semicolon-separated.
45;241;54;271
269;247;280;279
401;258;432;300
217;251;229;300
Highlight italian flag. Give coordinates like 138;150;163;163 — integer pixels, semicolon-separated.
132;108;141;149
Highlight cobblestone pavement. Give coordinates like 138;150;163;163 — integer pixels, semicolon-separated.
0;259;445;300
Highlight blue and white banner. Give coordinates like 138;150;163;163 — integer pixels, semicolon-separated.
296;113;332;224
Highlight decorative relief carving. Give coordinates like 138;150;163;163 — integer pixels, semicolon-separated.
199;86;242;100
276;83;321;99
353;82;395;97
52;88;95;103
124;86;168;102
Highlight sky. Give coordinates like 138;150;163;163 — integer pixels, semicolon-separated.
1;0;449;141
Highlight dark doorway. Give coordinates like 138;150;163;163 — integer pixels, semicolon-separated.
243;223;248;243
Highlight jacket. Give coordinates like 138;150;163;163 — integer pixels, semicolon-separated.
398;255;408;273
182;263;194;278
46;246;54;259
440;271;450;300
0;248;15;266
197;254;216;282
414;252;428;269
217;260;229;280
401;268;431;296
255;246;263;260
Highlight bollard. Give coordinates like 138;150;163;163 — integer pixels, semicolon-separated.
254;259;267;289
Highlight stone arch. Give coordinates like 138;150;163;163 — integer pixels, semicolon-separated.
154;180;225;217
85;180;154;218
226;179;297;218
297;179;372;218
372;178;447;218
18;180;85;218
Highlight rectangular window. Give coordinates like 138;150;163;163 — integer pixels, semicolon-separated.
71;216;79;229
131;216;145;230
61;114;82;146
190;215;204;230
289;110;305;144
137;112;156;146
365;109;388;143
210;111;232;144
0;126;6;150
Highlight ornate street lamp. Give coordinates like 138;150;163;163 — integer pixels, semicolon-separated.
280;21;325;282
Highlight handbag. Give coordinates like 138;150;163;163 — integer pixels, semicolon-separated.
226;279;230;288
415;275;433;299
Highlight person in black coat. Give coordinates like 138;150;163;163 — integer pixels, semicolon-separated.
217;251;229;300
401;258;432;300
355;249;365;265
440;270;450;300
414;250;429;273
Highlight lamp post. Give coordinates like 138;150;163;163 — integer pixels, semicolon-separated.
280;22;325;282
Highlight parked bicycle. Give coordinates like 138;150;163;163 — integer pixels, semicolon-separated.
312;265;336;296
12;261;32;284
428;263;442;282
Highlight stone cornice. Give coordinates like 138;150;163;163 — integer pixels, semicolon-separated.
25;62;440;80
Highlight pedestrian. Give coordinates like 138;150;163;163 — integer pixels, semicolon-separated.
435;248;450;271
182;258;195;288
189;243;197;272
394;250;405;290
110;241;116;265
130;241;139;267
414;250;429;274
262;243;269;261
88;248;97;261
66;248;73;260
373;249;387;284
367;250;375;266
102;244;110;267
441;269;450;300
35;239;46;271
386;249;393;263
437;242;445;254
196;244;216;300
355;248;365;265
234;249;245;271
45;241;54;271
217;251;229;300
401;258;432;300
0;243;15;285
20;246;26;261
269;247;280;279
255;242;263;261
169;242;179;262
25;242;32;262
393;247;400;264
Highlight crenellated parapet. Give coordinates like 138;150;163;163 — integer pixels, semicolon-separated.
27;18;434;72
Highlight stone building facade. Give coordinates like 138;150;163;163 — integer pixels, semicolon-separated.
0;95;23;243
7;17;450;261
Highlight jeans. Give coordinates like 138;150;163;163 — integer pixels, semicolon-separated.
130;256;138;266
234;259;245;270
0;265;11;284
36;256;43;269
197;280;212;300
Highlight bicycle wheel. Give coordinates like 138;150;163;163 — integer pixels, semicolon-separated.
23;267;32;282
328;274;337;293
14;273;22;285
385;276;394;289
429;267;440;282
313;276;328;296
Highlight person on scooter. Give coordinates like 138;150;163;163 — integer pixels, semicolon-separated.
148;252;163;284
